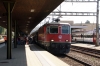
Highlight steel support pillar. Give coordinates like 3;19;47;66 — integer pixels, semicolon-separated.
3;1;15;59
96;0;99;46
7;2;12;59
14;20;17;48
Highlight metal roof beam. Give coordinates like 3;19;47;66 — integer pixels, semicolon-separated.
50;12;96;16
64;0;97;2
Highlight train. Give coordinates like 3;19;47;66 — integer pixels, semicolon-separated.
32;22;71;54
72;28;100;44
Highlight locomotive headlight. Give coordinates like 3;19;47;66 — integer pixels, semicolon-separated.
51;40;54;42
66;40;68;42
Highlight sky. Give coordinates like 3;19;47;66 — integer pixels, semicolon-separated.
30;2;99;34
49;2;98;24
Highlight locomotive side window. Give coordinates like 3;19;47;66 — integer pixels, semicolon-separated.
49;26;58;34
46;26;49;33
62;25;70;34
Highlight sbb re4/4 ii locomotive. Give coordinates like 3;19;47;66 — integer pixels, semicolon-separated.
34;22;71;54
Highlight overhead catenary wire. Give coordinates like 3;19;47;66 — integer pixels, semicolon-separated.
61;2;97;23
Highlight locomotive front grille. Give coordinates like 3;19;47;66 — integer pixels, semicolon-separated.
50;42;71;49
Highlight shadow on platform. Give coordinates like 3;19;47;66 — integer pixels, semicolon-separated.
0;44;28;66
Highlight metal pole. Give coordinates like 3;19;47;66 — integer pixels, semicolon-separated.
96;0;99;46
3;1;15;59
14;20;17;48
7;2;12;59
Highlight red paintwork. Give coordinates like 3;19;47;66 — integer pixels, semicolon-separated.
45;34;71;42
38;23;71;43
93;34;96;44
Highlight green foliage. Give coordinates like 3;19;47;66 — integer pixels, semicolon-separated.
0;26;7;34
0;26;3;34
85;20;90;24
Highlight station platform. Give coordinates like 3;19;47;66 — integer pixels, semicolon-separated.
0;43;69;66
71;42;100;50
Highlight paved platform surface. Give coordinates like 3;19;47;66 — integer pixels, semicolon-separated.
0;43;69;66
71;42;100;50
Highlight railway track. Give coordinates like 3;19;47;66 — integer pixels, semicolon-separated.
71;48;100;58
66;54;91;66
71;45;100;55
57;45;100;66
57;53;91;66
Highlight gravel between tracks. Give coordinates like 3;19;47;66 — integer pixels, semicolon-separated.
58;51;100;66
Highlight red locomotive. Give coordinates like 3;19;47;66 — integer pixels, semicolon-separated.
33;22;71;54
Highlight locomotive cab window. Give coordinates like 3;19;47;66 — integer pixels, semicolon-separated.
49;26;58;34
62;25;70;34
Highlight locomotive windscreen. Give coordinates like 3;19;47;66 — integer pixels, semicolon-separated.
49;26;58;33
62;25;70;34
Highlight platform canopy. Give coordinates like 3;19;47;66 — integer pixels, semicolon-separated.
0;0;63;34
71;26;86;29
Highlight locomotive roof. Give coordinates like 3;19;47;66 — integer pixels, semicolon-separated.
47;22;70;25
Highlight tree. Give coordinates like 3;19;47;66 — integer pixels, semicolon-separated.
0;26;3;34
85;20;90;24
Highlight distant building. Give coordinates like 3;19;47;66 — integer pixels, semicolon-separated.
73;23;96;32
59;21;96;32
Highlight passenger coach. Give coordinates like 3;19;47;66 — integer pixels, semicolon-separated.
72;28;100;44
